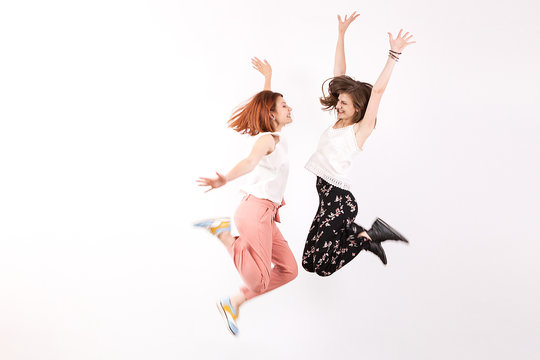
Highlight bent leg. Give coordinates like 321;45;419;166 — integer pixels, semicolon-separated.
229;197;273;295
242;223;297;300
302;177;370;276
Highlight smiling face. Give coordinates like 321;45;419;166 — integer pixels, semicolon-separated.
335;92;358;123
271;96;293;129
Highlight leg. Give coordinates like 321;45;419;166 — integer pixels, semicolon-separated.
302;178;325;272
303;178;371;276
228;197;274;296
241;223;297;300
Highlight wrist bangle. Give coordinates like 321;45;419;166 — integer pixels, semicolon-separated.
388;51;400;62
389;50;402;55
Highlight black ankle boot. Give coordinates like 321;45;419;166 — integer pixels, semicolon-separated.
364;240;387;265
367;218;409;243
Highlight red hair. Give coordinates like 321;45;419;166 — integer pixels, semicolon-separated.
228;90;283;136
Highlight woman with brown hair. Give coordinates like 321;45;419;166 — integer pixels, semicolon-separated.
194;58;297;336
302;12;415;276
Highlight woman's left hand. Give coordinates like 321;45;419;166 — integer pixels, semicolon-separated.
251;57;272;78
388;29;416;53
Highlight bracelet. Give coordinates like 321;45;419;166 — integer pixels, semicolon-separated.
388;50;400;62
389;49;402;55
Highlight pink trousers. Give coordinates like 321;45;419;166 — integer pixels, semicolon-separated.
228;194;298;300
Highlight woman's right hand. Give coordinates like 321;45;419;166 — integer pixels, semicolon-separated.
196;172;227;192
337;11;359;35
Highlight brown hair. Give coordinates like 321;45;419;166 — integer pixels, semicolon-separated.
228;90;283;136
320;75;373;124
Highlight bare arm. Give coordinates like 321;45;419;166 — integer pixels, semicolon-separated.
334;12;359;77
252;57;272;91
355;29;416;146
196;135;276;192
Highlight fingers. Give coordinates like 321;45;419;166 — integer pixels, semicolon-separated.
251;57;265;72
337;14;342;22
388;29;416;46
196;178;214;192
251;57;271;72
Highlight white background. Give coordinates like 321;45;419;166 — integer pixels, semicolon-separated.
1;0;539;359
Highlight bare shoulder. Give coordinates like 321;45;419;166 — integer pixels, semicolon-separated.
255;133;277;154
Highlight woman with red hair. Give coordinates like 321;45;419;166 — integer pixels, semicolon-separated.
194;58;297;336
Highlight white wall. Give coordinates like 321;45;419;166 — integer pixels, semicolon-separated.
1;0;539;359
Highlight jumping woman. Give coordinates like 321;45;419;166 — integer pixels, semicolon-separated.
194;58;297;335
302;12;415;276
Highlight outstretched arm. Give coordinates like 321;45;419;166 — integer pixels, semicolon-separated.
355;30;416;144
252;57;272;91
334;12;359;77
196;135;276;192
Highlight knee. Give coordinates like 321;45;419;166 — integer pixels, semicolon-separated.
286;263;298;282
311;256;333;277
315;268;333;277
278;258;298;284
302;260;314;273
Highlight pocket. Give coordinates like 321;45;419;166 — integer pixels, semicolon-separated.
258;207;270;223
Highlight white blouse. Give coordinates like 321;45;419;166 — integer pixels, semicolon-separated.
241;132;289;204
305;124;361;190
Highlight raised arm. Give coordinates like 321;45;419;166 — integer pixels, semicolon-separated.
355;29;415;143
251;57;272;91
334;12;359;77
196;135;275;192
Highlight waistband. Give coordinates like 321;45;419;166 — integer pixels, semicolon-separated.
243;194;286;223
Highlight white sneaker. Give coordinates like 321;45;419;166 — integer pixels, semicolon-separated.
192;217;231;236
216;297;239;336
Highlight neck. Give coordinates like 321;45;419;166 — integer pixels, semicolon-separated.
336;119;354;127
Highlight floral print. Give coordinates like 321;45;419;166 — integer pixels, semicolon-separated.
302;177;370;276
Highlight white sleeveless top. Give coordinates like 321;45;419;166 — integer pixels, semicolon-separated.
305;124;361;190
241;132;289;204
